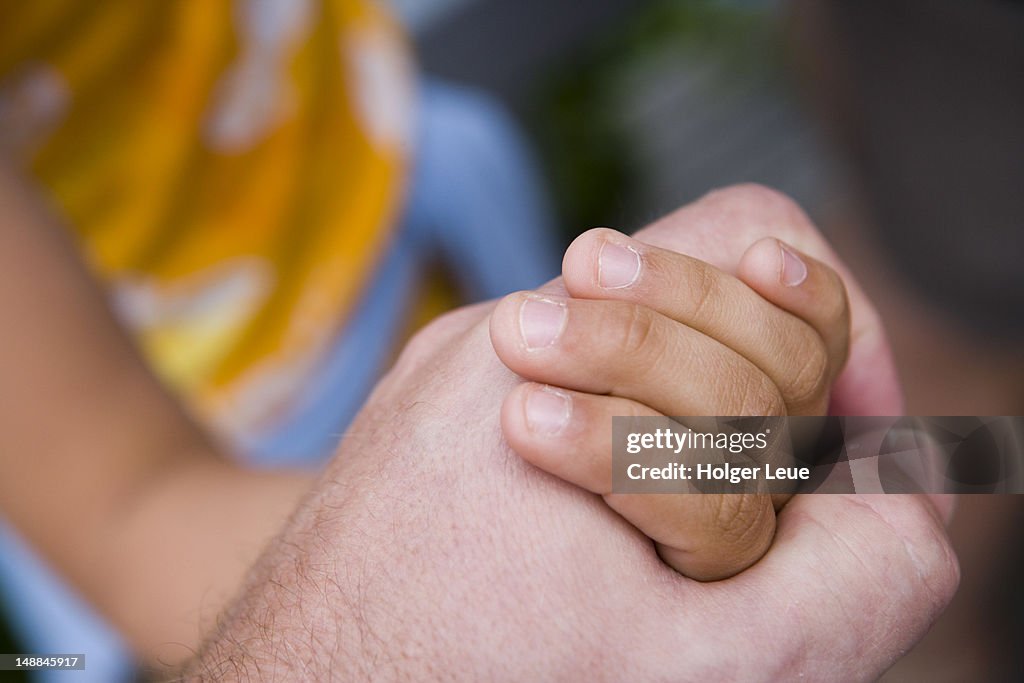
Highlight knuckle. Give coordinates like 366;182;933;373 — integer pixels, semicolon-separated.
709;183;815;241
717;181;787;201
882;502;962;622
714;182;800;215
823;273;853;355
613;304;666;371
932;539;962;607
782;332;830;408
408;312;454;351
710;494;772;548
397;306;476;371
686;261;721;322
733;368;786;416
739;183;806;221
899;504;962;609
822;267;851;323
854;497;961;615
395;326;441;374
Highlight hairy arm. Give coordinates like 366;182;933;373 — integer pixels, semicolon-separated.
182;186;957;682
0;162;313;664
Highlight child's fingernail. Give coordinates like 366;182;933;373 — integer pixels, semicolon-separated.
519;296;567;350
599;240;641;289
779;241;808;287
525;386;572;435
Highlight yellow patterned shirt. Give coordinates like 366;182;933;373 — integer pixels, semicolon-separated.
0;0;414;440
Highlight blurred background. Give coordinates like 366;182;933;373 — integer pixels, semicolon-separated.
2;0;1022;680
408;5;1024;677
404;0;838;241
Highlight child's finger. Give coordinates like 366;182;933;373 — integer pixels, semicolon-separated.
500;382;659;493
501;382;777;580
736;237;851;393
612;491;775;581
489;292;787;418
621;184;904;416
561;228;833;414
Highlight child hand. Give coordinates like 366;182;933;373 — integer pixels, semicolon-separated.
489;228;850;580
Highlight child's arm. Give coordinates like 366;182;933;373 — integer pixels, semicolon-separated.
0;162;314;664
489;228;850;580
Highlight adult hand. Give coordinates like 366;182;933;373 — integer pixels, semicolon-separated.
187;186;957;681
628;184;904;419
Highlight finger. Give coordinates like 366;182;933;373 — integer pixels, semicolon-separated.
735;237;852;409
561;228;832;414
500;382;658;493
613;492;775;582
624;184;904;415
692;494;959;681
489;292;786;417
501;382;777;580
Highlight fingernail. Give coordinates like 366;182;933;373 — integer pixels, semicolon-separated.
779;241;808;287
525;386;572;435
598;241;641;289
519;297;567;350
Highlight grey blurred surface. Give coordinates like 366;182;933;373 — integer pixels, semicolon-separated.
404;0;838;229
817;0;1024;338
409;0;1024;338
411;0;645;105
604;42;838;221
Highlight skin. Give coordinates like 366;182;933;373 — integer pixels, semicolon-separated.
184;185;958;681
0;161;314;664
489;228;852;579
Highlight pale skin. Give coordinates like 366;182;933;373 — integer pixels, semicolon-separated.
185;185;958;680
0;163;957;678
489;226;852;579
